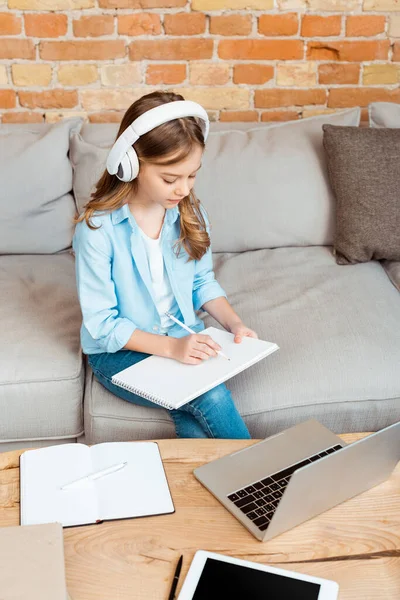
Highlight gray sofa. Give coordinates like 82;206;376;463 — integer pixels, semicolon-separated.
1;102;399;452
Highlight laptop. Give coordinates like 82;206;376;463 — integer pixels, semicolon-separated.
194;419;400;542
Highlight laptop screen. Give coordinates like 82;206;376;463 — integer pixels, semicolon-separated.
192;558;321;600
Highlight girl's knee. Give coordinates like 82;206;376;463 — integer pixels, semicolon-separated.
206;384;232;404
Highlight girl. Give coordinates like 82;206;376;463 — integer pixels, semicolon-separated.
73;90;258;439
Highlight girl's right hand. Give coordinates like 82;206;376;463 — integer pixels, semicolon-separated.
170;334;222;365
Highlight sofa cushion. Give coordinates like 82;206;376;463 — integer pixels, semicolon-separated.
369;102;400;128
0;253;84;442
196;109;360;252
84;366;175;444
0;119;81;255
216;246;400;435
323;125;400;264
70;109;360;252
69;121;274;215
84;246;400;442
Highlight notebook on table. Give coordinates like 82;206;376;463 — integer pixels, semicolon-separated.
111;327;279;410
20;442;174;528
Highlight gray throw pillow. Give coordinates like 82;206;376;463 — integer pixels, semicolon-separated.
369;102;400;129
323;125;400;264
0;119;82;254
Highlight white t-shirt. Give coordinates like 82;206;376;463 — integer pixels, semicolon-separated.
138;227;180;333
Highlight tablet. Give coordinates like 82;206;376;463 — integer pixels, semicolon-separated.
177;551;339;600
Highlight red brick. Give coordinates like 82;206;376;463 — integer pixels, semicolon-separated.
164;13;206;35
261;110;300;122
118;14;161;36
360;108;369;123
146;64;186;84
328;87;400;108
2;112;44;123
307;41;389;62
209;15;252;36
346;16;385;37
318;63;360;85
301;15;341;37
0;39;35;60
255;89;326;108
25;14;67;38
258;13;298;36
73;16;114;37
0;13;21;35
233;64;274;84
220;111;258;122
89;111;124;123
129;39;213;60
393;42;400;62
40;41;125;61
18;90;78;109
99;0;185;6
219;39;303;60
0;90;16;109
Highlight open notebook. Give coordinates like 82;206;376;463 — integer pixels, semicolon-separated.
20;442;174;528
112;327;279;410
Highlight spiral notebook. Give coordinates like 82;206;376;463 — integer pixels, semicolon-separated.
111;327;279;410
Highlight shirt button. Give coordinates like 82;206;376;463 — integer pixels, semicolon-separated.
153;325;158;331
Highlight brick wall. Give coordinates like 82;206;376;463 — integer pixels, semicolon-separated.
0;0;399;124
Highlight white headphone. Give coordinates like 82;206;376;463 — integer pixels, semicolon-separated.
106;100;210;183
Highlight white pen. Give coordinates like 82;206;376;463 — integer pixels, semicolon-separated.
60;461;127;491
165;312;230;361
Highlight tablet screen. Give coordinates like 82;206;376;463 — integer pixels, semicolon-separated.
192;558;321;600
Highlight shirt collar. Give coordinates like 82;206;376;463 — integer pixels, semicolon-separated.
166;205;180;225
111;203;130;225
111;203;180;227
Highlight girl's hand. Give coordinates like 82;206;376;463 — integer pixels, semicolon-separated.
170;334;222;365
229;321;258;343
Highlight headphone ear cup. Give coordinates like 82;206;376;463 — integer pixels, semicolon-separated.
116;147;139;182
117;153;132;182
126;146;139;180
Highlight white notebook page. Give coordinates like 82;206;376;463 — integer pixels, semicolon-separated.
112;327;279;409
91;442;174;521
20;444;99;527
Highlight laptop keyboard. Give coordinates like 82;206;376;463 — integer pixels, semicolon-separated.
227;444;343;533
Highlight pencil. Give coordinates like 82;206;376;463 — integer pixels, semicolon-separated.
165;312;230;361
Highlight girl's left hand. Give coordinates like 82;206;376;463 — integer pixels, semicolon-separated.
229;322;258;343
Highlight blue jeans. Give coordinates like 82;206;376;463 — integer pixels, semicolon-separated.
88;349;251;439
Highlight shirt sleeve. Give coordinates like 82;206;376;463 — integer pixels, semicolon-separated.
192;206;227;311
73;221;137;353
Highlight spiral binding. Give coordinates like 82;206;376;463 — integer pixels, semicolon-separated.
113;380;173;410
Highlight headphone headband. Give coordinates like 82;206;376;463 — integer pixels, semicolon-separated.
106;100;209;181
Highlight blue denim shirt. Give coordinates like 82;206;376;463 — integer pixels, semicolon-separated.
72;203;227;354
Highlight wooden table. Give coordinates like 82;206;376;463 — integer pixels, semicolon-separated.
0;435;399;599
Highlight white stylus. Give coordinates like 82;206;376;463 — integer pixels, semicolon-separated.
60;462;127;490
165;312;230;361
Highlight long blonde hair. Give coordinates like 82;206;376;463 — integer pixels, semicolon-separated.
75;91;210;261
